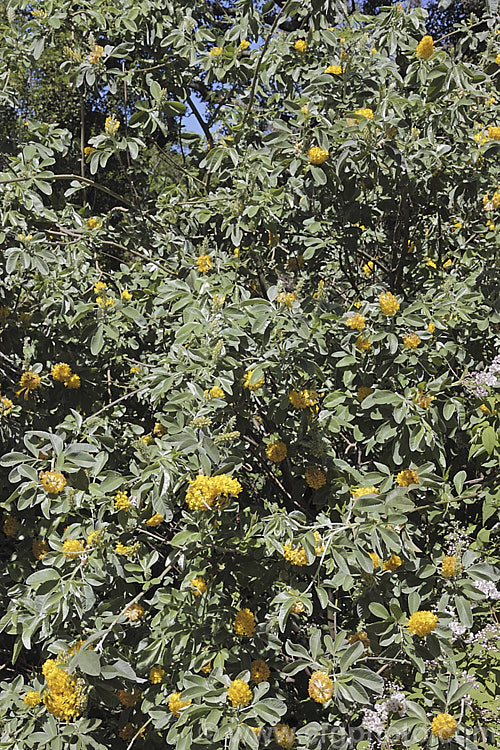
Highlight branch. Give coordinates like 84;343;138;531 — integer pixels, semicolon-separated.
186;94;213;143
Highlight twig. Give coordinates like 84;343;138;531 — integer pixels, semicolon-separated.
85;386;147;422
126;718;153;750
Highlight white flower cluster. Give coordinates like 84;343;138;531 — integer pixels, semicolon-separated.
473;579;500;599
361;686;407;736
449;620;467;638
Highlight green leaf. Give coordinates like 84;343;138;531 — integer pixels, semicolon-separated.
77;649;101;676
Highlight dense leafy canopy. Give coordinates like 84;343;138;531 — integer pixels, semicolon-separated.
0;1;499;749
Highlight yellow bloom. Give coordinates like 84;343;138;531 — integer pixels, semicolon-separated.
129;366;140;374
185;474;243;511
355;108;373;119
274;724;295;748
65;374;80;389
209;46;223;56
369;552;381;568
227;679;253;707
168;691;192;716
51;363;72;383
86;217;100;230
416;35;434;59
294;39;307;52
442;555;461;578
308;146;329;165
114;491;131;512
39;470;67;494
94;281;106;293
431;713;457;739
121;289;132;300
84;146;96;156
325;64;343;75
124;602;144;621
289;388;319;409
300;105;309;114
396;469;418;487
239;39;250;50
24;691;41;707
233;608;256;637
62;539;85;558
33;538;49;559
349;631;370;649
3;517;20;537
104;116;120;136
363;260;374;276
414;391;435;409
190;576;207;596
351;486;379;498
291;599;305;614
371;47;377;54
383;554;402;572
427;322;435;334
308;671;334;703
196;254;213;273
149;665;165;684
265;440;287;463
488;126;500;140
17;370;41;398
88;44;104;64
496;53;500;65
346;313;366;331
277;291;297;307
145;513;164;527
86;529;105;548
282;542;308;566
116;542;139;556
243;369;264;390
379;291;400;316
305;467;326;489
356;386;373;402
0;396;13;416
355;336;372;352
42;659;86;722
407;610;438;637
250;659;270;684
403;332;421;349
205;385;225;399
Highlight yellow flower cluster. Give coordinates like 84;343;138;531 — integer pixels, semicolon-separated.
488;126;500;141
17;370;41;398
87;529;105;547
357;386;373;402
351;486;379;498
308;671;334;703
196;254;213;272
282;542;308;566
88;44;103;64
153;422;167;436
355;108;373;119
289;388;319;409
145;512;164;527
265;440;287;463
396;469;418;486
121;289;132;300
277;291;297;307
239;39;250;50
117;689;139;707
62;539;85;558
3;517;20;537
185;474;243;511
403;332;421;349
325;64;343;74
305;467;326;489
104;115;120;136
363;260;374;275
116;541;139;556
369;552;381;568
349;631;370;649
414;391;435;409
294;39;307;52
379;291;400;316
33;538;49;559
149;665;165;684
0;395;13;416
209;46;223;56
39;469;67;494
87;217;101;230
243;370;264;390
274;723;296;748
308;146;329;165
190;576;207;596
407;610;438;637
383;554;402;572
431;713;457;739
84;145;96;156
24;691;41;707
346;313;366;331
233;608;256;636
205;385;225;399
168;691;192;716
227;679;253;707
442;555;461;578
416;35;434;59
114;490;131;512
124;602;144;621
42;658;86;722
355;336;372;352
250;659;270;683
